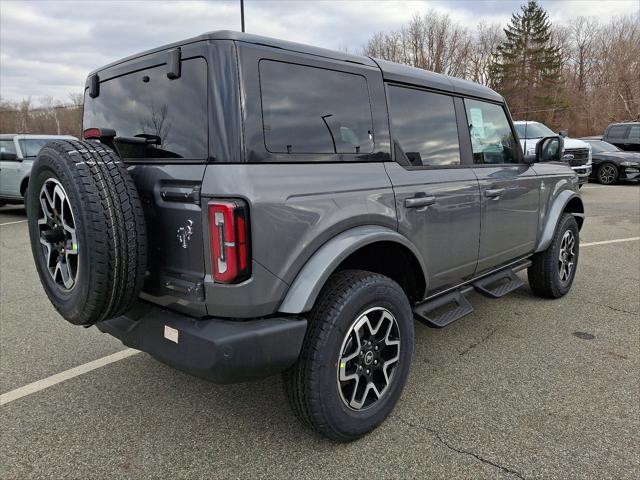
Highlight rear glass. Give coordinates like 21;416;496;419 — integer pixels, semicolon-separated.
83;57;207;160
259;60;374;155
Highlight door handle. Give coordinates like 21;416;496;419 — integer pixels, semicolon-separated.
485;188;504;199
405;195;436;209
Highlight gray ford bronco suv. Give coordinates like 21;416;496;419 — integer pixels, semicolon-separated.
27;31;584;441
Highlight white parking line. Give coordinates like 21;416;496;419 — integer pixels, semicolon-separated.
581;237;640;247
0;348;141;406
0;219;27;226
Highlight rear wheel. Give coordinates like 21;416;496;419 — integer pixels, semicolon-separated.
27;140;147;325
597;163;618;185
283;270;414;441
528;213;579;298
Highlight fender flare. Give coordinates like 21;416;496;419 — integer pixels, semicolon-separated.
278;225;428;314
535;190;584;252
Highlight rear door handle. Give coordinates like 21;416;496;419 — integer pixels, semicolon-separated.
405;195;436;208
485;188;504;199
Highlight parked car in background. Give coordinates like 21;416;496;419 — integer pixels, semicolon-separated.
514;121;592;186
582;139;640;184
602;122;640;152
0;134;77;206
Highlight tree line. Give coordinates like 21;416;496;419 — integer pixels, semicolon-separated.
365;1;639;137
1;1;638;138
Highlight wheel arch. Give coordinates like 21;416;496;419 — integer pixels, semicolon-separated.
20;176;29;198
535;190;584;253
278;226;428;314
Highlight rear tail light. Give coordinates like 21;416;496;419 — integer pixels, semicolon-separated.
208;200;251;283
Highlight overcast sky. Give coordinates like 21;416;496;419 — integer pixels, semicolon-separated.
1;0;638;103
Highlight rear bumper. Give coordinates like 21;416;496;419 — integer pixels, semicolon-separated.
96;302;307;384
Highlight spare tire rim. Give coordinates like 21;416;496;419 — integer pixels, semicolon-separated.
37;178;79;291
337;307;401;411
558;230;576;283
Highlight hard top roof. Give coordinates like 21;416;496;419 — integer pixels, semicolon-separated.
89;30;503;102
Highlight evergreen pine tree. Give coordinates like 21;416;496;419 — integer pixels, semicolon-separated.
490;0;562;120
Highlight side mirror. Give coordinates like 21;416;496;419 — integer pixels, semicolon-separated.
536;135;565;162
558;129;568;138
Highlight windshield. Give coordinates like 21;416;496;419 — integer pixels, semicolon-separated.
18;139;54;158
515;122;555;139
588;140;621;153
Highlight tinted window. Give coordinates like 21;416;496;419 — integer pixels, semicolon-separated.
388;86;460;166
259;60;374;154
83;58;208;160
19;139;53;158
0;139;18;160
607;125;630;138
629;125;640;139
465;99;519;164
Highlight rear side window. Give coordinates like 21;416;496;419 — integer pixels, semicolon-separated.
464;99;519;164
259;60;374;155
387;86;460;166
83;57;208;160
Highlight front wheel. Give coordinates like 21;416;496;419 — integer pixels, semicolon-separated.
528;213;579;298
597;163;618;185
283;270;414;441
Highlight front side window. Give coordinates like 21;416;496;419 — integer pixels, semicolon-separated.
259;60;374;155
83;57;208;160
19;139;52;158
388;86;460;167
0;139;18;160
465;99;519;164
629;125;640;139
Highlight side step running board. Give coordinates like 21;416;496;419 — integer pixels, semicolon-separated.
413;286;474;328
413;260;532;328
472;260;531;298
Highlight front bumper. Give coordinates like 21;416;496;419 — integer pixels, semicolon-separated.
621;166;640;181
571;165;592;184
96;302;307;384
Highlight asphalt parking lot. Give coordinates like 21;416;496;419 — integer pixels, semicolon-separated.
1;183;638;479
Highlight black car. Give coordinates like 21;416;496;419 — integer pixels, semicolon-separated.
583;139;640;184
602;122;640;152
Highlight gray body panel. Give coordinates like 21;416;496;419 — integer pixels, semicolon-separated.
473;165;540;273
383;163;480;291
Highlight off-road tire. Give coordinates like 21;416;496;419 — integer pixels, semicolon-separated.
528;213;579;298
27;140;147;325
283;269;414;442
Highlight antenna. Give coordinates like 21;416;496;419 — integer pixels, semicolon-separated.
240;0;245;32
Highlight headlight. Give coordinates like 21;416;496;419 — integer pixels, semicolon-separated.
588;148;592;163
620;161;640;167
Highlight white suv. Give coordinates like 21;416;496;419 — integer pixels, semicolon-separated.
0;134;77;206
514;121;592;185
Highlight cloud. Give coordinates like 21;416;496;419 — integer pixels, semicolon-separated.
0;0;638;103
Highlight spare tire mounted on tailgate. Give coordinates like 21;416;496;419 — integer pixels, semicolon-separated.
27;140;147;326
